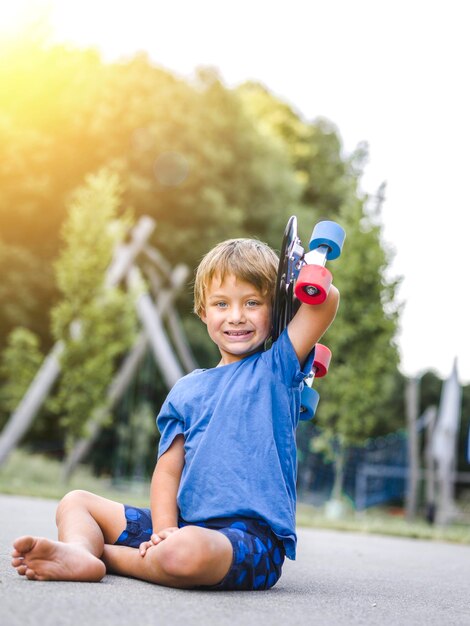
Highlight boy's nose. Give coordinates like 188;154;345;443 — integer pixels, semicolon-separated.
228;306;246;324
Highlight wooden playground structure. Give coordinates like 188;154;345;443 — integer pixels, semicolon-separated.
0;216;196;479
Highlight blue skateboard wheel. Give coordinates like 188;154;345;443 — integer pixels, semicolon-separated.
300;386;320;421
309;221;346;260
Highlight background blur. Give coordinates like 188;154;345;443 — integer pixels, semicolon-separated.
0;1;469;528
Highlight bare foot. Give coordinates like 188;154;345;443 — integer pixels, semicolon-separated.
11;536;106;582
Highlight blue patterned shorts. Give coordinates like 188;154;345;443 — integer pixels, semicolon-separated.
115;505;285;591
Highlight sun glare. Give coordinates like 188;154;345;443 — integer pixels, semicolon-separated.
0;5;25;36
0;0;126;58
0;1;49;37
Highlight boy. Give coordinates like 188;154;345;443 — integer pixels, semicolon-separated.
11;238;339;590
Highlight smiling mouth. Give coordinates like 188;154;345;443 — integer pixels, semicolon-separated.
224;330;253;336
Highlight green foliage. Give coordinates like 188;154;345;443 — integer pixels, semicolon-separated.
114;402;158;480
237;82;354;228
459;384;470;472
0;38;408;472
0;42;302;366
122;67;301;269
0;327;43;426
52;169;130;319
238;82;403;450
49;170;136;443
0;41;107;257
419;371;442;413
49;292;136;440
316;195;402;447
0;240;57;347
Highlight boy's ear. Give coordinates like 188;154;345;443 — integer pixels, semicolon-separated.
200;308;207;324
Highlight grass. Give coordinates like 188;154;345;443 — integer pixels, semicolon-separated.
297;502;470;544
0;449;150;507
1;449;469;544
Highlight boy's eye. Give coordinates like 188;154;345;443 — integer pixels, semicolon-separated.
215;302;228;308
246;300;260;307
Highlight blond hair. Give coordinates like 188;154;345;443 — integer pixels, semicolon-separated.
193;238;279;318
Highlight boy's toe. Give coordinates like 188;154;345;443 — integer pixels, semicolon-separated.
25;568;38;580
13;535;35;554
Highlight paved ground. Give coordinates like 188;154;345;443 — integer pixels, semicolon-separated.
1;494;469;626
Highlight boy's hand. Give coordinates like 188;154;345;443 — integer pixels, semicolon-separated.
139;527;179;556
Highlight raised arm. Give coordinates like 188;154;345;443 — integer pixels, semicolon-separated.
287;285;340;368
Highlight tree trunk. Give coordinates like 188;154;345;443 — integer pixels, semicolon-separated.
424;405;437;523
405;377;420;521
332;443;346;502
325;442;347;519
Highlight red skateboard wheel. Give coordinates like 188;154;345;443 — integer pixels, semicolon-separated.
294;265;332;305
313;343;332;378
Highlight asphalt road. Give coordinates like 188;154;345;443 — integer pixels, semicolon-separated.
1;494;469;626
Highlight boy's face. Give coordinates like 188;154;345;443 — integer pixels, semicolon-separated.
201;273;272;366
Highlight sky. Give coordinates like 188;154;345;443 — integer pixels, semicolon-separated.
2;0;470;383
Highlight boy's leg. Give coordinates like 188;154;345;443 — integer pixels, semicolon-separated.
55;489;126;548
103;524;233;589
11;490;127;582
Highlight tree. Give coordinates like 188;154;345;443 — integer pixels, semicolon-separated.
237;82;403;502
0;39;108;258
119;65;301;270
236;82;354;230
0;43;301;365
0;328;43;428
49;169;137;446
0;241;56;348
314;192;402;501
0;37;405;480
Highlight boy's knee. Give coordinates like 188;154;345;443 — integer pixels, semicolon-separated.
157;527;209;579
56;489;93;524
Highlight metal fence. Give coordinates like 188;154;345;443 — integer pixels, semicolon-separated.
297;423;408;510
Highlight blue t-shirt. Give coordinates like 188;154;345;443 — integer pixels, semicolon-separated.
156;328;314;560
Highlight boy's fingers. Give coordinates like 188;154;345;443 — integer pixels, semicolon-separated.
157;530;169;539
142;527;179;551
157;527;179;540
139;540;153;556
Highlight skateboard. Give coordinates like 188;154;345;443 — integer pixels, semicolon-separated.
272;216;345;419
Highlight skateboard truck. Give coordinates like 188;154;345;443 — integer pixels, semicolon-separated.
272;216;345;419
294;220;345;305
299;343;332;420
